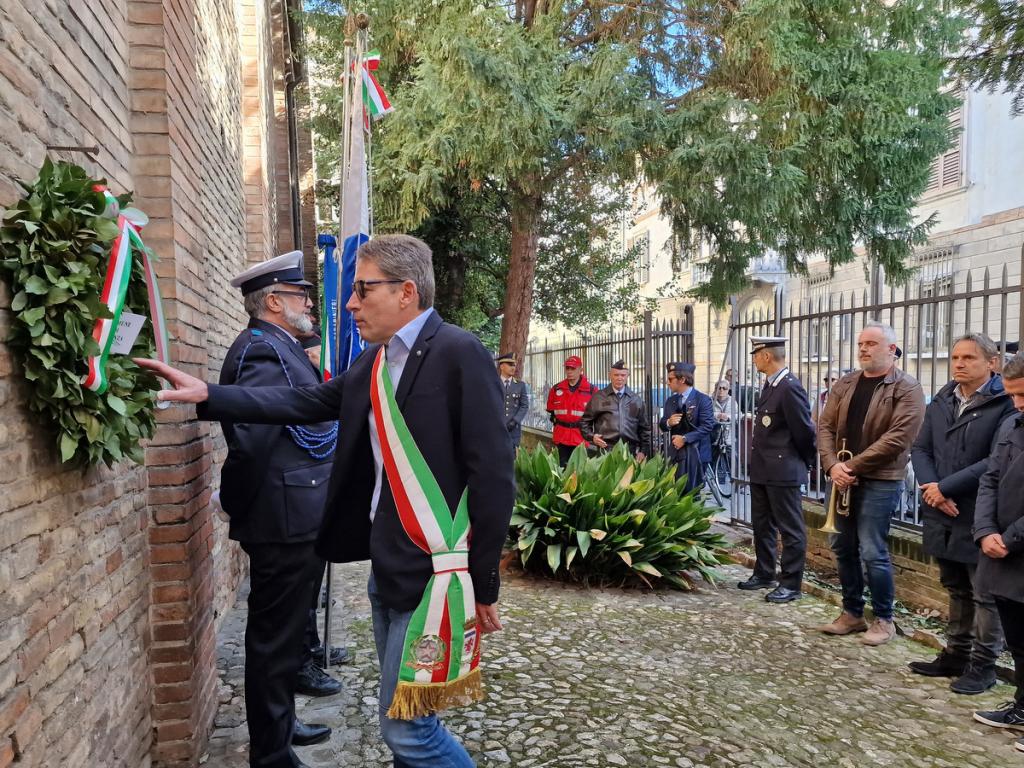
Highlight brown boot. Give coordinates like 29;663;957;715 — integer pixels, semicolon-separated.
816;611;868;635
860;618;896;646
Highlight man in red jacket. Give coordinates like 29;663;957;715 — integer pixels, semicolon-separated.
546;355;595;465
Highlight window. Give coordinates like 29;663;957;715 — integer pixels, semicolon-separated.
630;231;651;284
924;91;964;195
919;276;953;351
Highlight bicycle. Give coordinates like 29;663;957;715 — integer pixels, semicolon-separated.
704;426;733;509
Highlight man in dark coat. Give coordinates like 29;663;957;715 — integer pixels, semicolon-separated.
139;235;514;768
971;354;1024;750
496;352;529;448
218;251;341;766
909;333;1013;694
658;362;715;494
580;359;651;458
738;337;817;603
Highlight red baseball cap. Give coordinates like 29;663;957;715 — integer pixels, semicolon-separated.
564;355;582;368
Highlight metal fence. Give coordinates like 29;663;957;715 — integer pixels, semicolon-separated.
726;264;1022;529
520;309;695;455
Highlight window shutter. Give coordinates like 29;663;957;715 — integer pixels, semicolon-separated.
926;92;963;194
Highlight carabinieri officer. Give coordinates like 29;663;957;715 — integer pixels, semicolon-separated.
737;336;817;604
496;352;529;448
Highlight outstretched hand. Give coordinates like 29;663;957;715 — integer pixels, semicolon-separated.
133;358;209;403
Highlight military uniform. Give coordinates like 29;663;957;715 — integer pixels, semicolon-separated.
741;337;817;602
219;253;338;767
496;352;529;448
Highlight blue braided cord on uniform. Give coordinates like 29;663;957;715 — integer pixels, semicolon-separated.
236;339;338;459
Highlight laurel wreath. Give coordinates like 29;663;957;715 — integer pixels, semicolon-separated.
0;159;160;467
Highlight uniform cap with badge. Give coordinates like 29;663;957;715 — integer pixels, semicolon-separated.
230;250;313;295
749;336;787;354
495;352;516;365
611;359;629;370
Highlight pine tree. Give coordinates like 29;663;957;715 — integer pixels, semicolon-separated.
955;0;1024;116
306;1;959;361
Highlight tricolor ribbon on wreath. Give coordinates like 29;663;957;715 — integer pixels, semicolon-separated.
369;348;484;720
82;185;171;394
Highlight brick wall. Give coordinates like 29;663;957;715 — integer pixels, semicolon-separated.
0;1;305;765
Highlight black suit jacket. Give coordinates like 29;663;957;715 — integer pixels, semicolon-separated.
748;371;817;486
199;311;515;611
217;318;335;543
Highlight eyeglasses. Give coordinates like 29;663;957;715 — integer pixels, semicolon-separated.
716;386;729;390
351;279;405;299
271;289;310;301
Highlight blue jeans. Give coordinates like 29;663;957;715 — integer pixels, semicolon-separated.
368;573;476;768
829;479;901;621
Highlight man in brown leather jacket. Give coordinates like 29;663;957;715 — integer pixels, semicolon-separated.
816;322;925;646
579;359;651;459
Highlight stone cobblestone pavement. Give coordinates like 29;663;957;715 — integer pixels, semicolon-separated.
203;561;1022;767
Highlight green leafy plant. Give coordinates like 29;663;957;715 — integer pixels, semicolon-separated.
0;159;160;467
511;442;731;589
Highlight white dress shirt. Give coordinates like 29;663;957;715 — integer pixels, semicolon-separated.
367;308;435;521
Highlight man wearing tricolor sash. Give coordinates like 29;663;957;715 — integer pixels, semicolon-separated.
138;234;515;768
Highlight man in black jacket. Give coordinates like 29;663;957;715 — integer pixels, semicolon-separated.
218;251;341;767
738;337;817;603
971;354;1024;752
139;235;514;768
910;333;1013;694
579;360;651;458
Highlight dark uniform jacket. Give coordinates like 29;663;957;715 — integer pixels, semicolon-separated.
217;319;336;543
749;369;817;486
911;376;1015;563
201;311;515;612
974;413;1024;603
501;377;529;445
579;385;651;453
658;387;715;464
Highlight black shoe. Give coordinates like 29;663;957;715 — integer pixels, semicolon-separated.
292;720;331;746
310;644;351;666
974;701;1024;730
951;665;997;695
295;661;342;697
737;575;777;590
765;586;802;603
908;650;969;678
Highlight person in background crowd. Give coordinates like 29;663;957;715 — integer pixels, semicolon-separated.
580;359;650;459
909;333;1013;695
658;362;715;494
713;378;736;448
971;353;1024;752
994;341;1020;373
545;355;596;466
816;322;925;646
739;337;817;604
812;369;840;423
496;352;529;449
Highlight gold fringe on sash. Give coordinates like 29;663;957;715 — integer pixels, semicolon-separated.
386;668;485;720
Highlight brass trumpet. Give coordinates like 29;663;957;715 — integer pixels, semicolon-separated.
819;439;854;534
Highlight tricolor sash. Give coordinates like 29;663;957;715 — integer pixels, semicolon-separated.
369;348;483;720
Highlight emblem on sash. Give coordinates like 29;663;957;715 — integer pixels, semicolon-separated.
407;634;447;672
762;415;772;427
462;618;480;660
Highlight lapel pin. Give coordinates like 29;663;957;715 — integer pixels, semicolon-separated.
416;350;422;356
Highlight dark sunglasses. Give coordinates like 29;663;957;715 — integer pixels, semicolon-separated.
351;278;405;299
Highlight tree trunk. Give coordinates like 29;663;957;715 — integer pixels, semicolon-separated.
500;192;542;362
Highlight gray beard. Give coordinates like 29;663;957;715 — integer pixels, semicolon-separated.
283;304;313;335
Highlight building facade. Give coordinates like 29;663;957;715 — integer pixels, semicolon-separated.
0;1;314;766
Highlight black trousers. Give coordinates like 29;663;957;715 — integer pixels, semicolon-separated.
241;541;323;768
302;562;328;664
995;596;1024;705
749;483;806;589
556;444;575;466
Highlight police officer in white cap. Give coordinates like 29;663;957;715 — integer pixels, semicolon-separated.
221;251;341;766
738;336;817;604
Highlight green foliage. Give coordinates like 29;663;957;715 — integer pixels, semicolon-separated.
0;159;160;467
954;0;1024;116
304;0;961;320
511;442;730;589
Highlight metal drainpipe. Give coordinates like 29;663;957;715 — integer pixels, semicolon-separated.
283;0;303;255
